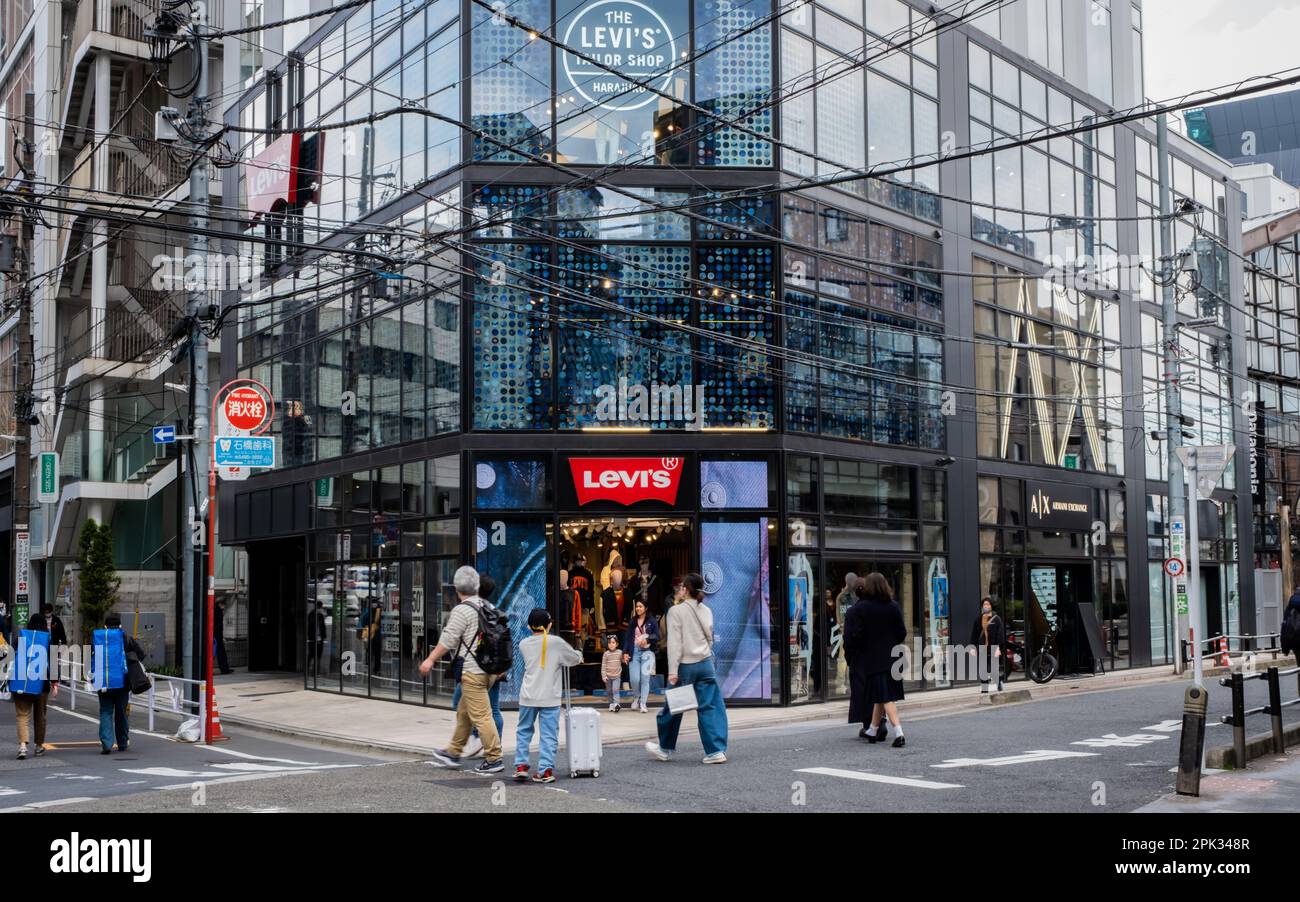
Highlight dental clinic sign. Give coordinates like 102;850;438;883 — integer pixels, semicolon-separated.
561;0;676;111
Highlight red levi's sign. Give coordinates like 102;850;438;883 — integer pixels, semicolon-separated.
569;457;684;506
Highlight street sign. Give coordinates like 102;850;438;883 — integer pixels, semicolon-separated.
1164;557;1185;578
1176;444;1236;501
1170;516;1186;563
14;529;30;623
151;424;176;445
37;452;59;503
213;435;275;468
220;465;250;482
1175;579;1189;616
1062;453;1079;470
222;386;272;432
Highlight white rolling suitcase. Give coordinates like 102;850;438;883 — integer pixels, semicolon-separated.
563;666;602;778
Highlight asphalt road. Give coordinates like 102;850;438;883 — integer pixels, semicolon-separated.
2;675;1296;813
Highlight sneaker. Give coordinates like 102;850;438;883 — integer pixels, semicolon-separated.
614;703;622;713
702;751;728;764
462;736;484;759
34;745;45;757
532;768;556;784
645;741;673;761
473;759;505;776
513;764;530;782
608;703;616;712
428;748;462;768
639;703;648;713
16;744;26;760
100;748;111;755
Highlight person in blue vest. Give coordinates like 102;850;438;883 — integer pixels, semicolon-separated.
95;613;145;754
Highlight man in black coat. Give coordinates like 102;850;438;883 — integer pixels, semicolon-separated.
1282;587;1300;656
38;603;69;648
214;598;233;674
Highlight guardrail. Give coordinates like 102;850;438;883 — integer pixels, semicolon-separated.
55;657;208;740
1180;632;1282;666
1219;664;1300;768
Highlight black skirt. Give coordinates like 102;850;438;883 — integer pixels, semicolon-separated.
847;667;905;723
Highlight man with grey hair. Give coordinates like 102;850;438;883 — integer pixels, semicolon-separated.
420;565;504;774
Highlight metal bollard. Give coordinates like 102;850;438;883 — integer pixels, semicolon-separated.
1266;667;1285;754
1177;684;1209;796
1230;672;1246;768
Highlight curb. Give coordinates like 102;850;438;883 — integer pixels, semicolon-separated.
219;664;1199;758
1206;721;1300;769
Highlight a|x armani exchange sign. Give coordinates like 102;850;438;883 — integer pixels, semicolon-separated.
1026;481;1093;530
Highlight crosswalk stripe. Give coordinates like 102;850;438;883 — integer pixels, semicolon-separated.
796;767;964;789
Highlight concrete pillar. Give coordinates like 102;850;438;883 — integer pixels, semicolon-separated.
88;378;105;482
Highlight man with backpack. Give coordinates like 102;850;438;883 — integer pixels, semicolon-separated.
420;565;511;775
1282;586;1300;659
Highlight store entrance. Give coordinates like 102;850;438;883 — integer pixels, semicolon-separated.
557;515;691;703
248;538;306;672
1027;562;1094;677
822;560;920;699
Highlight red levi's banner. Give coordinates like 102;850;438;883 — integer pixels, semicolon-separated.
569;457;684;506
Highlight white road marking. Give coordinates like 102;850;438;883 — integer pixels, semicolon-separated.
932;750;1099;769
1142;720;1183;732
796;767;964;789
1071;733;1169;748
0;797;95;812
44;774;102;781
0;786;26;797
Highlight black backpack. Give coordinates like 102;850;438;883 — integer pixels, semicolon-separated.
471;603;513;676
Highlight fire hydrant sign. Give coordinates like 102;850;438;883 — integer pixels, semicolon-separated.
223;387;271;432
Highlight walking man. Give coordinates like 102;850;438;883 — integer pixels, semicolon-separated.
419;566;505;775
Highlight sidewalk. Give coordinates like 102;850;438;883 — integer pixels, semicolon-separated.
1137;749;1300;812
210;663;1197;757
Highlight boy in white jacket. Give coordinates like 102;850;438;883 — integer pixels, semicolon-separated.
514;609;583;783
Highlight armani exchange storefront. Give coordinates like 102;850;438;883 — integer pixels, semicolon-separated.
978;476;1132;681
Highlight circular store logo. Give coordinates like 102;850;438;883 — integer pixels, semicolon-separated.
561;0;677;112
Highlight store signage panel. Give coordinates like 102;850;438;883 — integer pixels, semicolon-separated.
569;456;684;506
1025;480;1093;530
560;0;678;112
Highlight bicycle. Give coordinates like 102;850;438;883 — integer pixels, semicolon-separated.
1028;621;1061;684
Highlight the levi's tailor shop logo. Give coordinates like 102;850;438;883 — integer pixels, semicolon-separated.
570;456;683;505
593;379;705;429
561;0;676;111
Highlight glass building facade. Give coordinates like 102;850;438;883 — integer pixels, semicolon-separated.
218;0;1256;708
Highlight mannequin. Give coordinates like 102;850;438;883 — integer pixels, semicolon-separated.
558;569;580;639
601;567;631;634
568;554;596;640
628;554;664;618
597;550;623;631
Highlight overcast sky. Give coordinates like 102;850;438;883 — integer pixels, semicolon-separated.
1143;0;1300;102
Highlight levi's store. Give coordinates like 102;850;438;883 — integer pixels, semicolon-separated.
274;447;953;710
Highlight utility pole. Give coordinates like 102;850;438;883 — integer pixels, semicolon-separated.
10;95;37;635
1158;114;1189;675
1281;503;1293;602
182;4;212;694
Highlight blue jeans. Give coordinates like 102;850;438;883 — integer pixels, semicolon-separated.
452;677;503;739
514;705;561;772
628;648;655;708
656;658;728;755
98;687;131;751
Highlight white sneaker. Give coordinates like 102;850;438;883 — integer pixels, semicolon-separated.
639;703;648;713
462;736;484;759
702;751;728;764
645;741;673;761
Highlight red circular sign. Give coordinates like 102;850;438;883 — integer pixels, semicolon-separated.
223;386;271;431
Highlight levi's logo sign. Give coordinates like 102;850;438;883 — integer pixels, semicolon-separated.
570;457;683;506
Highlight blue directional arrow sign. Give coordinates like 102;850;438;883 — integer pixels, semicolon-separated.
151;425;176;445
213;435;276;468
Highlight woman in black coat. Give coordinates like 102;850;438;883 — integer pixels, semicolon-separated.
969;597;1006;692
843;573;908;748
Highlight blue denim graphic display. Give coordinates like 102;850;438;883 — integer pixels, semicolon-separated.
700;519;772;699
451;677;503;738
628;648;655;708
514;705;561;772
655;658;728;754
699;460;768;509
473;518;548;703
474;459;549;509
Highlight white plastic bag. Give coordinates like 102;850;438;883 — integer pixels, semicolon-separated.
175;717;201;742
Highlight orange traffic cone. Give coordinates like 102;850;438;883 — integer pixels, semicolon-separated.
206;699;229;743
1218;636;1229;668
